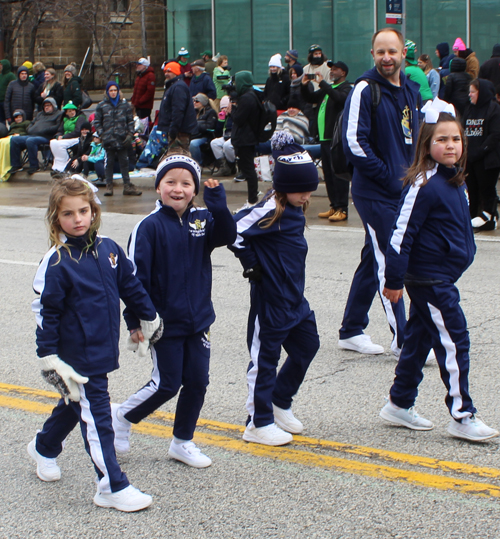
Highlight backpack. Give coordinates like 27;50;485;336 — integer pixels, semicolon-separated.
251;92;277;142
331;79;381;150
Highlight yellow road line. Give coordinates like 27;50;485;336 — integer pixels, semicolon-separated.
3;394;498;499
2;382;500;481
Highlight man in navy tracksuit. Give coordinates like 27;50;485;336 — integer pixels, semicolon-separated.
339;28;421;356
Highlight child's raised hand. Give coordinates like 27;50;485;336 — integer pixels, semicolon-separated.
204;179;219;189
383;287;403;303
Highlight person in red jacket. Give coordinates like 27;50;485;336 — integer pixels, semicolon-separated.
131;58;156;121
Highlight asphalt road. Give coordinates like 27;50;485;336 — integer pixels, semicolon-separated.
1;178;500;538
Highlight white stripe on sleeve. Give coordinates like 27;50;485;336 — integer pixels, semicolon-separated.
346;80;369;158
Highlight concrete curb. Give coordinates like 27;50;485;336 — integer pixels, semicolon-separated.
8;170;329;197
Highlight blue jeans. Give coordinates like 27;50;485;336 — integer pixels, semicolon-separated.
189;137;208;165
10;135;50;168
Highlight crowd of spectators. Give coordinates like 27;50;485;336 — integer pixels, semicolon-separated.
0;38;499;217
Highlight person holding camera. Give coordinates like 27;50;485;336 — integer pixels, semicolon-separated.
303;45;331;90
301;60;351;221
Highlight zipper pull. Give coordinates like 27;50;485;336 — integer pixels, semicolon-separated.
179;216;183;226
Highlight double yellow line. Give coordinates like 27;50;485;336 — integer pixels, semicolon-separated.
2;382;500;498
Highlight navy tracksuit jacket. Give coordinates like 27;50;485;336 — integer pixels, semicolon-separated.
340;67;421;354
120;185;237;440
385;165;477;420
230;194;320;428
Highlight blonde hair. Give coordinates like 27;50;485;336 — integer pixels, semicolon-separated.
259;190;309;229
33;62;45;74
46;178;101;262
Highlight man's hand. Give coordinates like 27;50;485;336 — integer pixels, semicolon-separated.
315;72;324;84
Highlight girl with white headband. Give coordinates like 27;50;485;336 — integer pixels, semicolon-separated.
379;99;498;442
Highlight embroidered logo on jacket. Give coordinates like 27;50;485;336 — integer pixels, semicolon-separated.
109;253;118;268
201;331;211;349
189;219;206;237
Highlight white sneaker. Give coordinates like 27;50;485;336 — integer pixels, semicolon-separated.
338;334;384;355
380;400;434;430
447;415;499;441
242;422;293;446
233;200;258;214
94;484;153;512
168;439;212;468
273;404;304;434
27;437;61;481
111;403;131;454
471;212;491;228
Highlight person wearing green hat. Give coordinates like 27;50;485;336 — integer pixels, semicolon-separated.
50;101;88;175
201;50;216;76
404;40;433;103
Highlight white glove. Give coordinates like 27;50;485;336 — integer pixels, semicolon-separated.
127;314;164;357
40;355;89;404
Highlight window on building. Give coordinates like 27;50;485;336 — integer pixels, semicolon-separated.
112;0;130;13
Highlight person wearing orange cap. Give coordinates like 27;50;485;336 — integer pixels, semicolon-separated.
158;62;197;151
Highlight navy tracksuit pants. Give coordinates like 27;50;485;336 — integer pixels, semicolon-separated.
246;292;320;428
390;283;476;420
36;374;129;494
120;331;210;441
339;194;406;354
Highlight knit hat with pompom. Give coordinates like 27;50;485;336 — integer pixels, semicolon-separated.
271;131;318;193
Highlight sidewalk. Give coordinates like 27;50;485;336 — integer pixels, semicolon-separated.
7;168;329;197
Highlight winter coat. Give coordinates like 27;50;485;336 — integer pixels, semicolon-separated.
192;106;217;139
63;75;83;108
462;78;500;169
71;132;93;160
231;71;260;148
4;68;35;120
276;111;309;144
465;51;480;80
56;110;88;139
443;58;472;117
32;234;157;377
88;141;105;163
436;43;454;70
157;75;197;137
301;78;351;141
35;81;64;110
189;72;217;100
0;60;16;102
342;67;421;202
123;185;236;337
94;97;134;150
213;66;231;99
478;46;500;87
26;100;63;138
263;71;290;110
385;164;475;289
33;71;46;93
131;66;156;110
405;65;433;101
229;194;311;316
